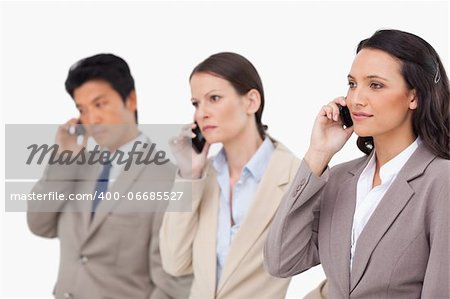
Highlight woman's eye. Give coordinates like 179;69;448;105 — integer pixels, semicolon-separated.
210;95;221;102
348;81;356;89
370;82;383;89
191;101;198;108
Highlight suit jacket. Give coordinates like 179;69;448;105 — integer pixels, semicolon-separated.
264;144;449;298
27;142;193;299
159;140;301;299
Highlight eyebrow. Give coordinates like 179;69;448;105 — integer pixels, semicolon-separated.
191;89;221;102
348;74;389;81
75;95;105;108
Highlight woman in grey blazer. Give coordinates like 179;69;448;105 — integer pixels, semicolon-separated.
264;29;449;298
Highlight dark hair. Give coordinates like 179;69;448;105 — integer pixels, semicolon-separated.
190;52;267;139
355;29;449;159
65;53;138;123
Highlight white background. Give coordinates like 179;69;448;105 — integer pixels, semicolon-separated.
0;1;448;298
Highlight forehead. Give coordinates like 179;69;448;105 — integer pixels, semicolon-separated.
190;72;234;93
73;80;118;104
350;48;403;78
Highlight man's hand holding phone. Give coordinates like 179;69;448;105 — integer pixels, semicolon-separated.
55;118;89;155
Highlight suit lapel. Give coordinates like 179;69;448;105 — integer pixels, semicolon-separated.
216;143;293;294
349;180;414;291
200;170;220;298
85;159;146;240
329;168;361;297
349;144;435;292
76;163;100;235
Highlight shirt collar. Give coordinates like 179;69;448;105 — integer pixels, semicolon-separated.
213;137;274;182
378;137;420;183
109;133;146;168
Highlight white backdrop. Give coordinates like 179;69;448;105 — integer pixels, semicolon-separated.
1;1;448;298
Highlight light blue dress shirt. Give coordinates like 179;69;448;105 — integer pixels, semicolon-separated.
213;137;274;286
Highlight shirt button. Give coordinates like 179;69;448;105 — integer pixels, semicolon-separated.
80;255;88;264
63;292;73;299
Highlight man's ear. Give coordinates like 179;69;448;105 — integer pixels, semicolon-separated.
245;89;261;114
408;89;418;110
126;90;137;112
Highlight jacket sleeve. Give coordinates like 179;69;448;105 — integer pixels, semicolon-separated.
264;159;328;278
27;163;78;238
421;183;449;298
149;212;193;299
159;171;208;277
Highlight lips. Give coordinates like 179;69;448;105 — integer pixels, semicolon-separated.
352;112;373;120
202;125;217;132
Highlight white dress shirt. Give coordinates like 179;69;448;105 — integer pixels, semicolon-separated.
106;133;147;186
350;138;421;270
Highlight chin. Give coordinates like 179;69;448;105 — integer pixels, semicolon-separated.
353;126;375;138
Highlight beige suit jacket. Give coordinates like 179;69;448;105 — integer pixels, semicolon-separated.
27;144;193;299
265;144;449;298
160;141;302;299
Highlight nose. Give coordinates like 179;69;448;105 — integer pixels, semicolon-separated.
194;101;210;123
82;109;102;125
347;87;367;110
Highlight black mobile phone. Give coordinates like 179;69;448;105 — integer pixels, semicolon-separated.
338;104;353;128
192;122;206;153
75;119;85;136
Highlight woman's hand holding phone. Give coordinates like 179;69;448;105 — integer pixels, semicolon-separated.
169;123;210;179
304;96;354;176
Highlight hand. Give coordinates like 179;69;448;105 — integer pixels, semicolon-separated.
169;123;210;179
55;118;89;155
305;97;354;176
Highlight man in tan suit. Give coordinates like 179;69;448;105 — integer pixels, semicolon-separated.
27;54;192;299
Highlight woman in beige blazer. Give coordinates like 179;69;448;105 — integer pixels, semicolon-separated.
264;29;449;298
159;52;304;299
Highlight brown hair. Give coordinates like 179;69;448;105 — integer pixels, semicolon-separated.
355;30;449;159
190;52;267;139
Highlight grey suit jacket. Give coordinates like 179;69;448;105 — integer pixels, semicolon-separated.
264;144;449;298
27;143;193;299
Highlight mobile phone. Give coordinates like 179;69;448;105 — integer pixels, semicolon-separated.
74;119;85;136
192;122;206;153
338;104;353;128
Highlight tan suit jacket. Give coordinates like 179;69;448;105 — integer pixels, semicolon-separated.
27;144;193;299
160;141;302;299
265;144;449;298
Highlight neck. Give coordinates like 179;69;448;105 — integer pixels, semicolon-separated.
373;130;416;168
109;127;140;152
223;128;263;179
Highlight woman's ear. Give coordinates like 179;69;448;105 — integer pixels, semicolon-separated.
408;89;418;110
245;89;261;114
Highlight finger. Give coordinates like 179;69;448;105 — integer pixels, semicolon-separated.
322;105;334;120
327;101;341;121
66;118;79;125
81;133;89;147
